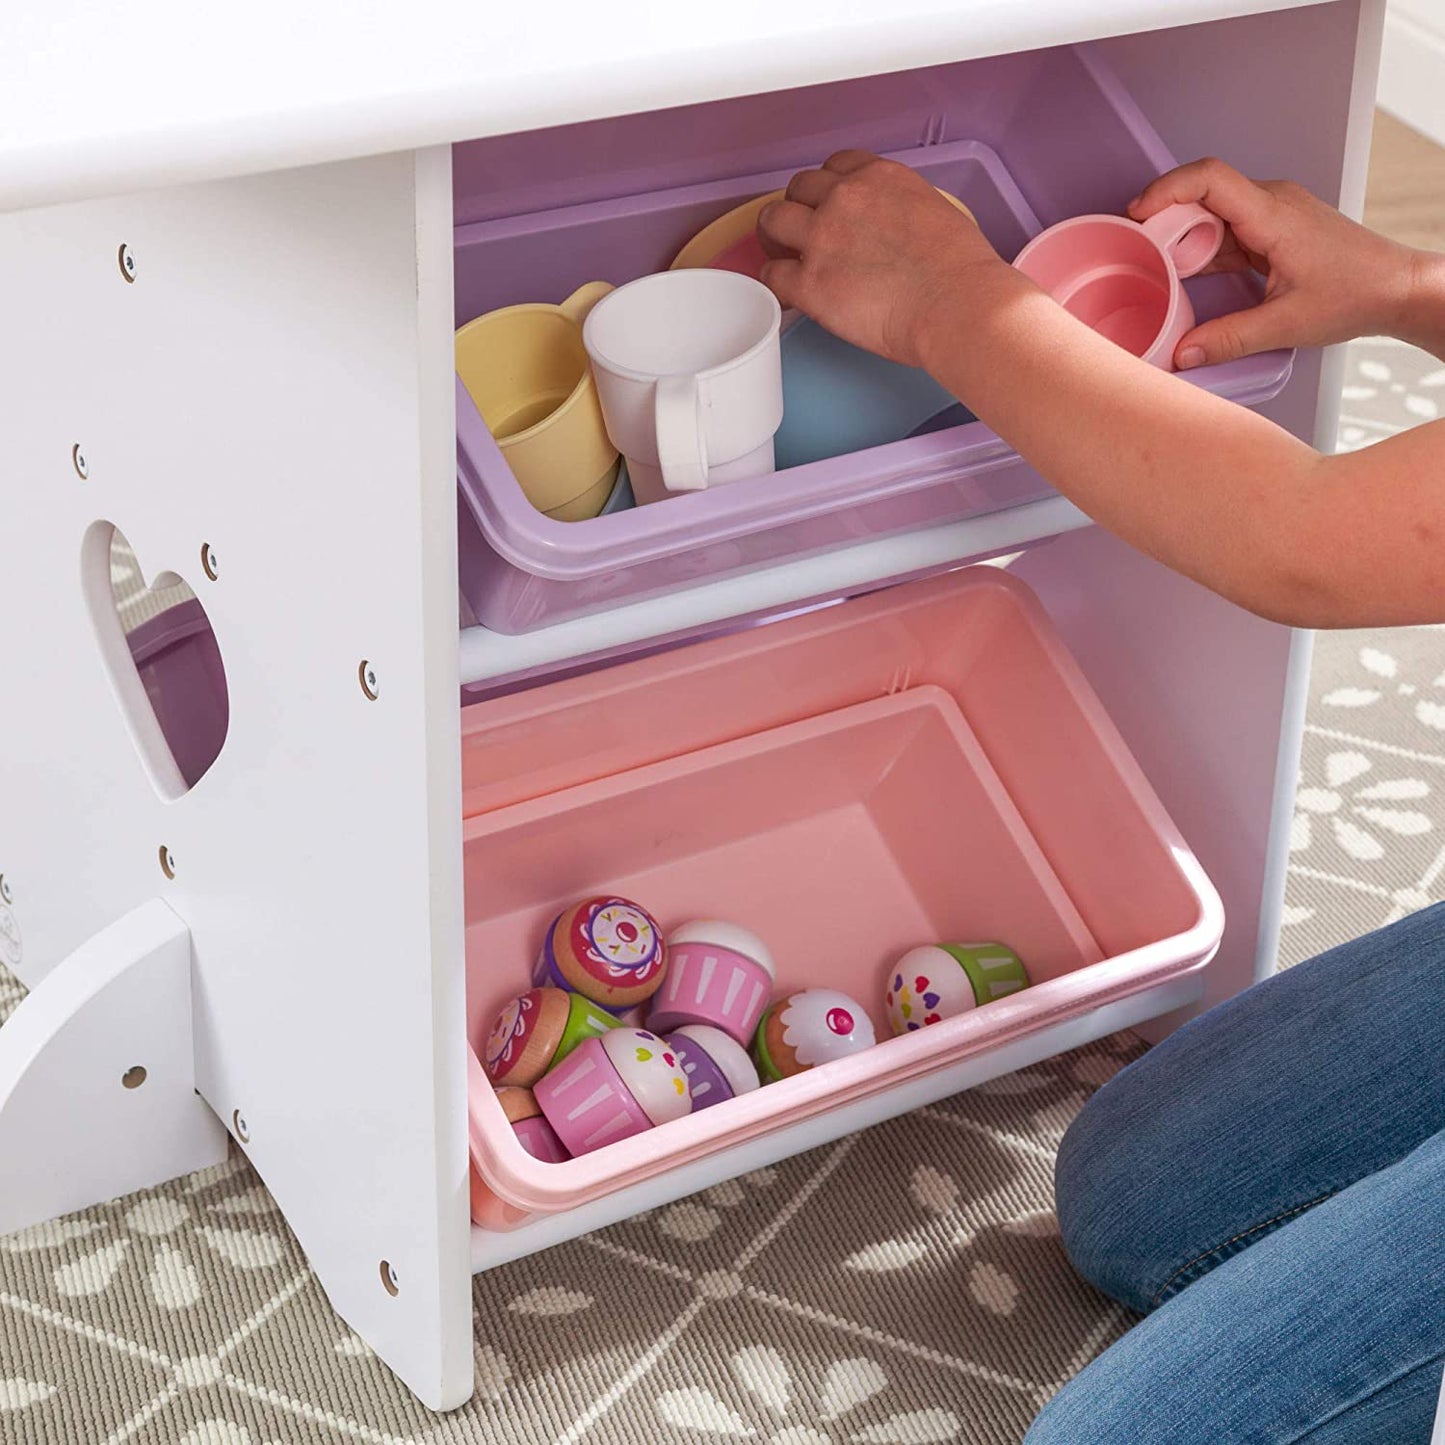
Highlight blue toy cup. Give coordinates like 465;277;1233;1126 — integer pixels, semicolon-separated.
774;319;973;470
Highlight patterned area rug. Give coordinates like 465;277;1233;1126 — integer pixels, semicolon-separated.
1;340;1440;1445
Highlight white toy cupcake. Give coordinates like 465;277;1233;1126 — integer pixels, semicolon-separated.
753;988;876;1082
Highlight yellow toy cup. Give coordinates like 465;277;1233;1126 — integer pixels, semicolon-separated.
455;281;618;521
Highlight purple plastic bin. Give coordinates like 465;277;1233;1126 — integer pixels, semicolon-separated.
127;599;229;789
453;43;1295;635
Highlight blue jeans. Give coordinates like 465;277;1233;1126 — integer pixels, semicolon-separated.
1026;903;1445;1444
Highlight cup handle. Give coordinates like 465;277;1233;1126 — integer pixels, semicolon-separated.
558;280;614;324
654;375;709;492
1140;201;1225;279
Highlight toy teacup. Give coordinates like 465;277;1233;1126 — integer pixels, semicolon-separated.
1012;201;1225;370
455;281;618;520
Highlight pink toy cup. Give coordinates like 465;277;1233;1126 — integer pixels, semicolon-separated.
1012;202;1225;370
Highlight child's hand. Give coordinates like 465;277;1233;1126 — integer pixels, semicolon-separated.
756;151;1006;367
1130;158;1418;367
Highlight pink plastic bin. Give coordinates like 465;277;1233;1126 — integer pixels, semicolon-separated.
453;43;1294;634
461;568;1224;1224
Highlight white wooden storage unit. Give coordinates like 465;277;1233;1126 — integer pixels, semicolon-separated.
1;0;1413;1419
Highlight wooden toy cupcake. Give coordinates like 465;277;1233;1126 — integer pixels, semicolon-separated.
885;943;1029;1036
534;896;668;1011
753;989;876;1082
535;1027;691;1155
483;986;618;1088
663;1024;760;1111
647;919;775;1045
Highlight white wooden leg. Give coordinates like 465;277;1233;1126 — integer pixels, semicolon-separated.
0;899;228;1236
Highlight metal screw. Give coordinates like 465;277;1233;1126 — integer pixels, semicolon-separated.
358;661;379;701
380;1260;399;1297
72;444;89;480
158;845;176;880
122;1066;147;1090
118;243;136;283
232;1108;250;1143
0;876;10;905
201;542;219;581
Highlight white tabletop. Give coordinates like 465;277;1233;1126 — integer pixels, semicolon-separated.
3;0;1321;211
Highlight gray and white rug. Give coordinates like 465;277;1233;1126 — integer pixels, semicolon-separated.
1;340;1440;1445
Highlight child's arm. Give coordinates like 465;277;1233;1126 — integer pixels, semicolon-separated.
758;154;1445;629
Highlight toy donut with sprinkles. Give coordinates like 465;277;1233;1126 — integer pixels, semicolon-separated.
534;896;668;1011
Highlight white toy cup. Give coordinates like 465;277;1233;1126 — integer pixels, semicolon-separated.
582;269;783;506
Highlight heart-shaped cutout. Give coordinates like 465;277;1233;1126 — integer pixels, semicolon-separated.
635;1047;653;1063
82;521;229;799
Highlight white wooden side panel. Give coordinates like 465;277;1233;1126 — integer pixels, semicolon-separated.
0;900;229;1235
0;151;471;1408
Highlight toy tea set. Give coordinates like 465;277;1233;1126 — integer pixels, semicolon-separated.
453;170;1226;521
473;896;1030;1214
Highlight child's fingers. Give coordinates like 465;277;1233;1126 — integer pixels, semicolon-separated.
757;199;816;258
1199;241;1260;277
785;169;837;208
1174;297;1295;369
821;149;878;176
1128;158;1268;228
759;257;807;311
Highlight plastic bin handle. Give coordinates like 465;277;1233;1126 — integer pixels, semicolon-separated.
654;374;709;491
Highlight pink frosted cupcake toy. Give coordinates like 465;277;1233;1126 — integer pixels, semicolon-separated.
534;896;668;1012
535;1027;691;1156
647;919;775;1045
663;1024;760;1111
753;988;876;1083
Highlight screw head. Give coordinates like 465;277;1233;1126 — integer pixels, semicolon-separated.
359;661;379;701
122;1066;148;1090
158;845;176;880
118;243;137;283
232;1109;250;1143
201;542;219;581
72;444;89;480
0;875;11;905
